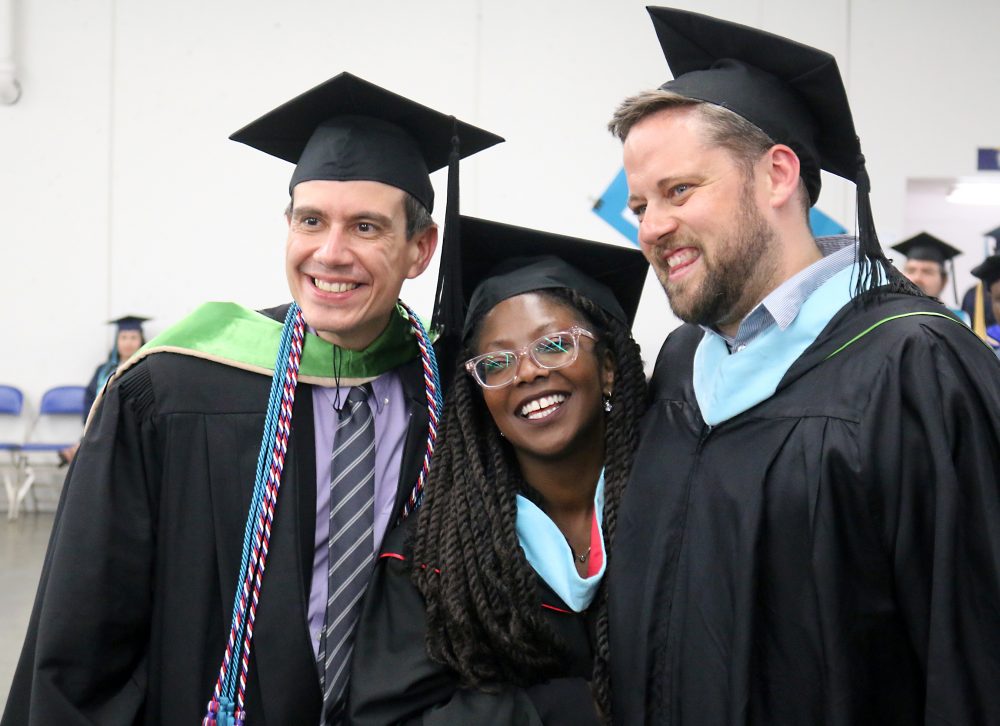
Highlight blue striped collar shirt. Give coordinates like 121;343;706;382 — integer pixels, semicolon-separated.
702;235;857;353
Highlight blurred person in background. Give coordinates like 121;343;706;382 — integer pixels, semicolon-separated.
82;315;149;418
59;315;149;464
891;233;969;323
970;254;1000;356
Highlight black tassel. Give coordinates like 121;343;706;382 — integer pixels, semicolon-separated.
430;118;463;383
853;149;921;299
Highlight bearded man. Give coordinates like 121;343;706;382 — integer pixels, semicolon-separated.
606;7;1000;724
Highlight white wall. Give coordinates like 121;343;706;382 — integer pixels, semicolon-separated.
2;0;999;409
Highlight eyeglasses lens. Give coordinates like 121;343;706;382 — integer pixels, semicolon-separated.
532;333;575;367
475;352;517;387
473;332;578;387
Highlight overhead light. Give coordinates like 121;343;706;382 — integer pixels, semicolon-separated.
946;176;1000;206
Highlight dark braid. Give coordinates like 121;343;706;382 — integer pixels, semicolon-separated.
412;287;647;717
560;290;646;723
414;345;564;686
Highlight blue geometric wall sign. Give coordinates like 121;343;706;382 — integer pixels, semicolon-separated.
592;168;639;246
808;207;847;237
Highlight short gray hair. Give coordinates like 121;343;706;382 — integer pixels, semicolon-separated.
403;192;435;240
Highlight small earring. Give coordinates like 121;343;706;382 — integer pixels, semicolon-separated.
499;430;506;438
603;392;613;413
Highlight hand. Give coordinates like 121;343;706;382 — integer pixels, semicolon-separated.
58;442;80;466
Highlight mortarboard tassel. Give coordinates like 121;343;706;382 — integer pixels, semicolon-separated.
854;152;921;299
431;119;464;383
973;281;988;340
203;303;442;724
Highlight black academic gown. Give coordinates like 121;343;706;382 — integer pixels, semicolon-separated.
347;518;602;726
2;304;432;726
610;293;1000;725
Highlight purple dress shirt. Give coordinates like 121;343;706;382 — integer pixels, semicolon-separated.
306;371;409;658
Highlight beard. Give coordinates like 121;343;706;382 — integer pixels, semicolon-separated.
659;185;778;329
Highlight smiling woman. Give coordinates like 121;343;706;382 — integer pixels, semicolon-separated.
475;295;611;468
348;218;649;725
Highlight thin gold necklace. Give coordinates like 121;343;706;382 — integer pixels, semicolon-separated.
568;542;592;563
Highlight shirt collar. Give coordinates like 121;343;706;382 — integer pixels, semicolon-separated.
314;376;391;415
702;235;857;351
307;323;394;414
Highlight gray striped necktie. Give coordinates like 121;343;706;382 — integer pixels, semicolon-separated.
320;384;376;723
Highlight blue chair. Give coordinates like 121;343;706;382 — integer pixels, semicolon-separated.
0;385;22;417
14;385;86;518
0;385;27;518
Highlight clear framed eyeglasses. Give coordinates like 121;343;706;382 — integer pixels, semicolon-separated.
464;326;597;389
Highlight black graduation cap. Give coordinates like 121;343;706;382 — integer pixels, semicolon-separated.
891;233;962;265
985;225;1000;251
971;255;1000;287
645;6;894;294
892;232;962;302
229;72;503;211
108;315;149;333
457;216;650;340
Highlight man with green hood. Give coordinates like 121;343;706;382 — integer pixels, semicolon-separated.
3;73;500;726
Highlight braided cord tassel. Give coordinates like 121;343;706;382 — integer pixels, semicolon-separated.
398;302;442;519
219;311;294;697
234;311;304;712
204;301;437;724
204;304;304;726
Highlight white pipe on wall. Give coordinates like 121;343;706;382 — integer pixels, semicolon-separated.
0;0;21;105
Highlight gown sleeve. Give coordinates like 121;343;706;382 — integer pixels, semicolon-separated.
347;550;544;726
1;363;160;725
347;547;600;726
861;325;1000;724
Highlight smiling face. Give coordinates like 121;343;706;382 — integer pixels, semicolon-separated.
623;106;780;331
285;179;437;350
474;292;614;465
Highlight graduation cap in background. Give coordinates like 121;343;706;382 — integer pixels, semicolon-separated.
229;72;505;342
645;6;898;295
971;255;1000;288
891;232;962;301
457;215;649;342
891;232;961;266
985;225;1000;253
108;315;150;333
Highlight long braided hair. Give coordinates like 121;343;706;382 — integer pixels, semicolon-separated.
412;287;646;719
